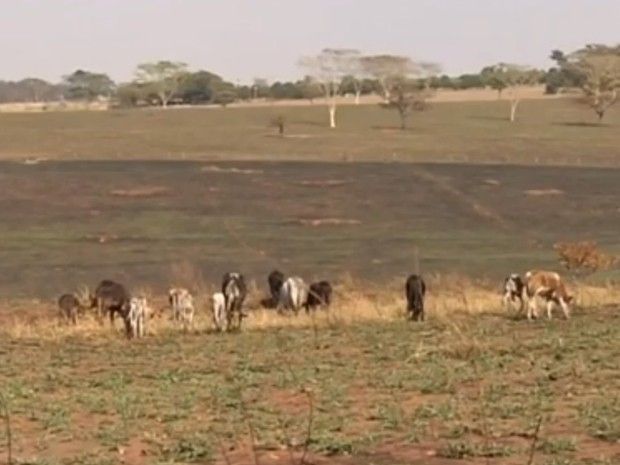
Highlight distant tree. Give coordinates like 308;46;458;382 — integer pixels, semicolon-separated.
269;81;303;99
252;78;270;99
568;45;620;121
115;82;149;107
361;55;417;100
19;78;56;102
483;63;543;122
455;73;486;90
297;75;322;102
135;60;188;107
212;90;236;107
299;48;359;128
63;70;115;101
236;85;252;100
177;70;225;104
380;78;432;130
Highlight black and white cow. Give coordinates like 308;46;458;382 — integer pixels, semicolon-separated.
222;272;248;330
305;280;332;311
502;273;525;312
405;274;426;321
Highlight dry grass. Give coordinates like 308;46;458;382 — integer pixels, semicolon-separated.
3;274;619;342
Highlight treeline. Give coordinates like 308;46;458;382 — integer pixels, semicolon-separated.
0;51;588;107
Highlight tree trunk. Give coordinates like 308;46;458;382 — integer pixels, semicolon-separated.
596;110;605;121
328;103;336;129
399;110;407;130
509;99;519;122
355;90;361;105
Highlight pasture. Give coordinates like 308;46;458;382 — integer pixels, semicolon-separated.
0;98;618;165
1;97;620;464
2;160;620;297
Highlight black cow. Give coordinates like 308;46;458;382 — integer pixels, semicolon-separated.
92;279;131;325
305;280;332;311
405;274;426;321
268;269;285;305
222;272;248;330
57;293;81;325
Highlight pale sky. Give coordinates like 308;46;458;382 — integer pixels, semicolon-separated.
1;0;618;84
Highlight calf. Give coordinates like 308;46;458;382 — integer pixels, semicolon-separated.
125;296;147;339
211;292;227;332
222;272;248;330
57;293;81;325
405;274;426;321
168;287;195;331
523;270;573;320
305;280;332;311
502;273;525;312
277;276;308;314
268;269;285;305
92;279;130;325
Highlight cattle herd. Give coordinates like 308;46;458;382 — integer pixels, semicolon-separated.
56;268;573;339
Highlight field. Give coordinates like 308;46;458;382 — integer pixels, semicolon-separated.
0;98;618;165
1;98;620;464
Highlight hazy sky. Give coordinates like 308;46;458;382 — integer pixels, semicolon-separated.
1;0;618;84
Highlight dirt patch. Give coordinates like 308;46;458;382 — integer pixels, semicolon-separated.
110;186;170;198
524;188;565;196
298;218;361;227
298;179;351;188
201;165;263;175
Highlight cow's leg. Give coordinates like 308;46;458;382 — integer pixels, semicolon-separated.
526;296;536;321
546;300;554;320
559;298;570;320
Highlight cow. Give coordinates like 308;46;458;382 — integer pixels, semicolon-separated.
305;280;332;312
222;272;247;330
268;269;285;305
523;270;573;320
277;276;308;314
91;279;131;325
502;273;525;312
168;287;195;331
125;296;147;339
57;293;82;325
405;274;426;321
211;292;227;332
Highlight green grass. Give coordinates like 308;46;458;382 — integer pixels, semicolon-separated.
1;309;619;464
0;99;618;165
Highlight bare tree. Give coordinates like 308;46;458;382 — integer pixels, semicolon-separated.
381;78;432;129
135;60;188;107
484;63;543;122
299;48;358;128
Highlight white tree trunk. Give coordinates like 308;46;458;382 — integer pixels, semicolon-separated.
328;103;336;128
509;99;519;122
355;89;361;105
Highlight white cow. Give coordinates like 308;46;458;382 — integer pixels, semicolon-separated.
169;287;195;330
125;296;147;339
277;276;309;314
211;292;227;332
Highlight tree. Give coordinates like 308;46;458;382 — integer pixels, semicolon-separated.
177;70;226;104
299;48;358;128
568;45;620;121
252;78;270;99
212;90;236;107
63;70;115;101
483;64;542;122
135;60;188;107
360;55;432;100
380;78;432;129
297;75;322;102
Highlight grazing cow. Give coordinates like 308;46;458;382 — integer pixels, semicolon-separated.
523;270;573;320
168;287;195;330
502;273;525;312
125;296;147;339
268;269;285;305
278;276;308;313
305;280;332;311
405;274;426;321
57;293;81;325
211;292;227;332
92;279;130;325
222;272;247;330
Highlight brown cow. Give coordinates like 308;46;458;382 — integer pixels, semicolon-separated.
523;270;573;320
